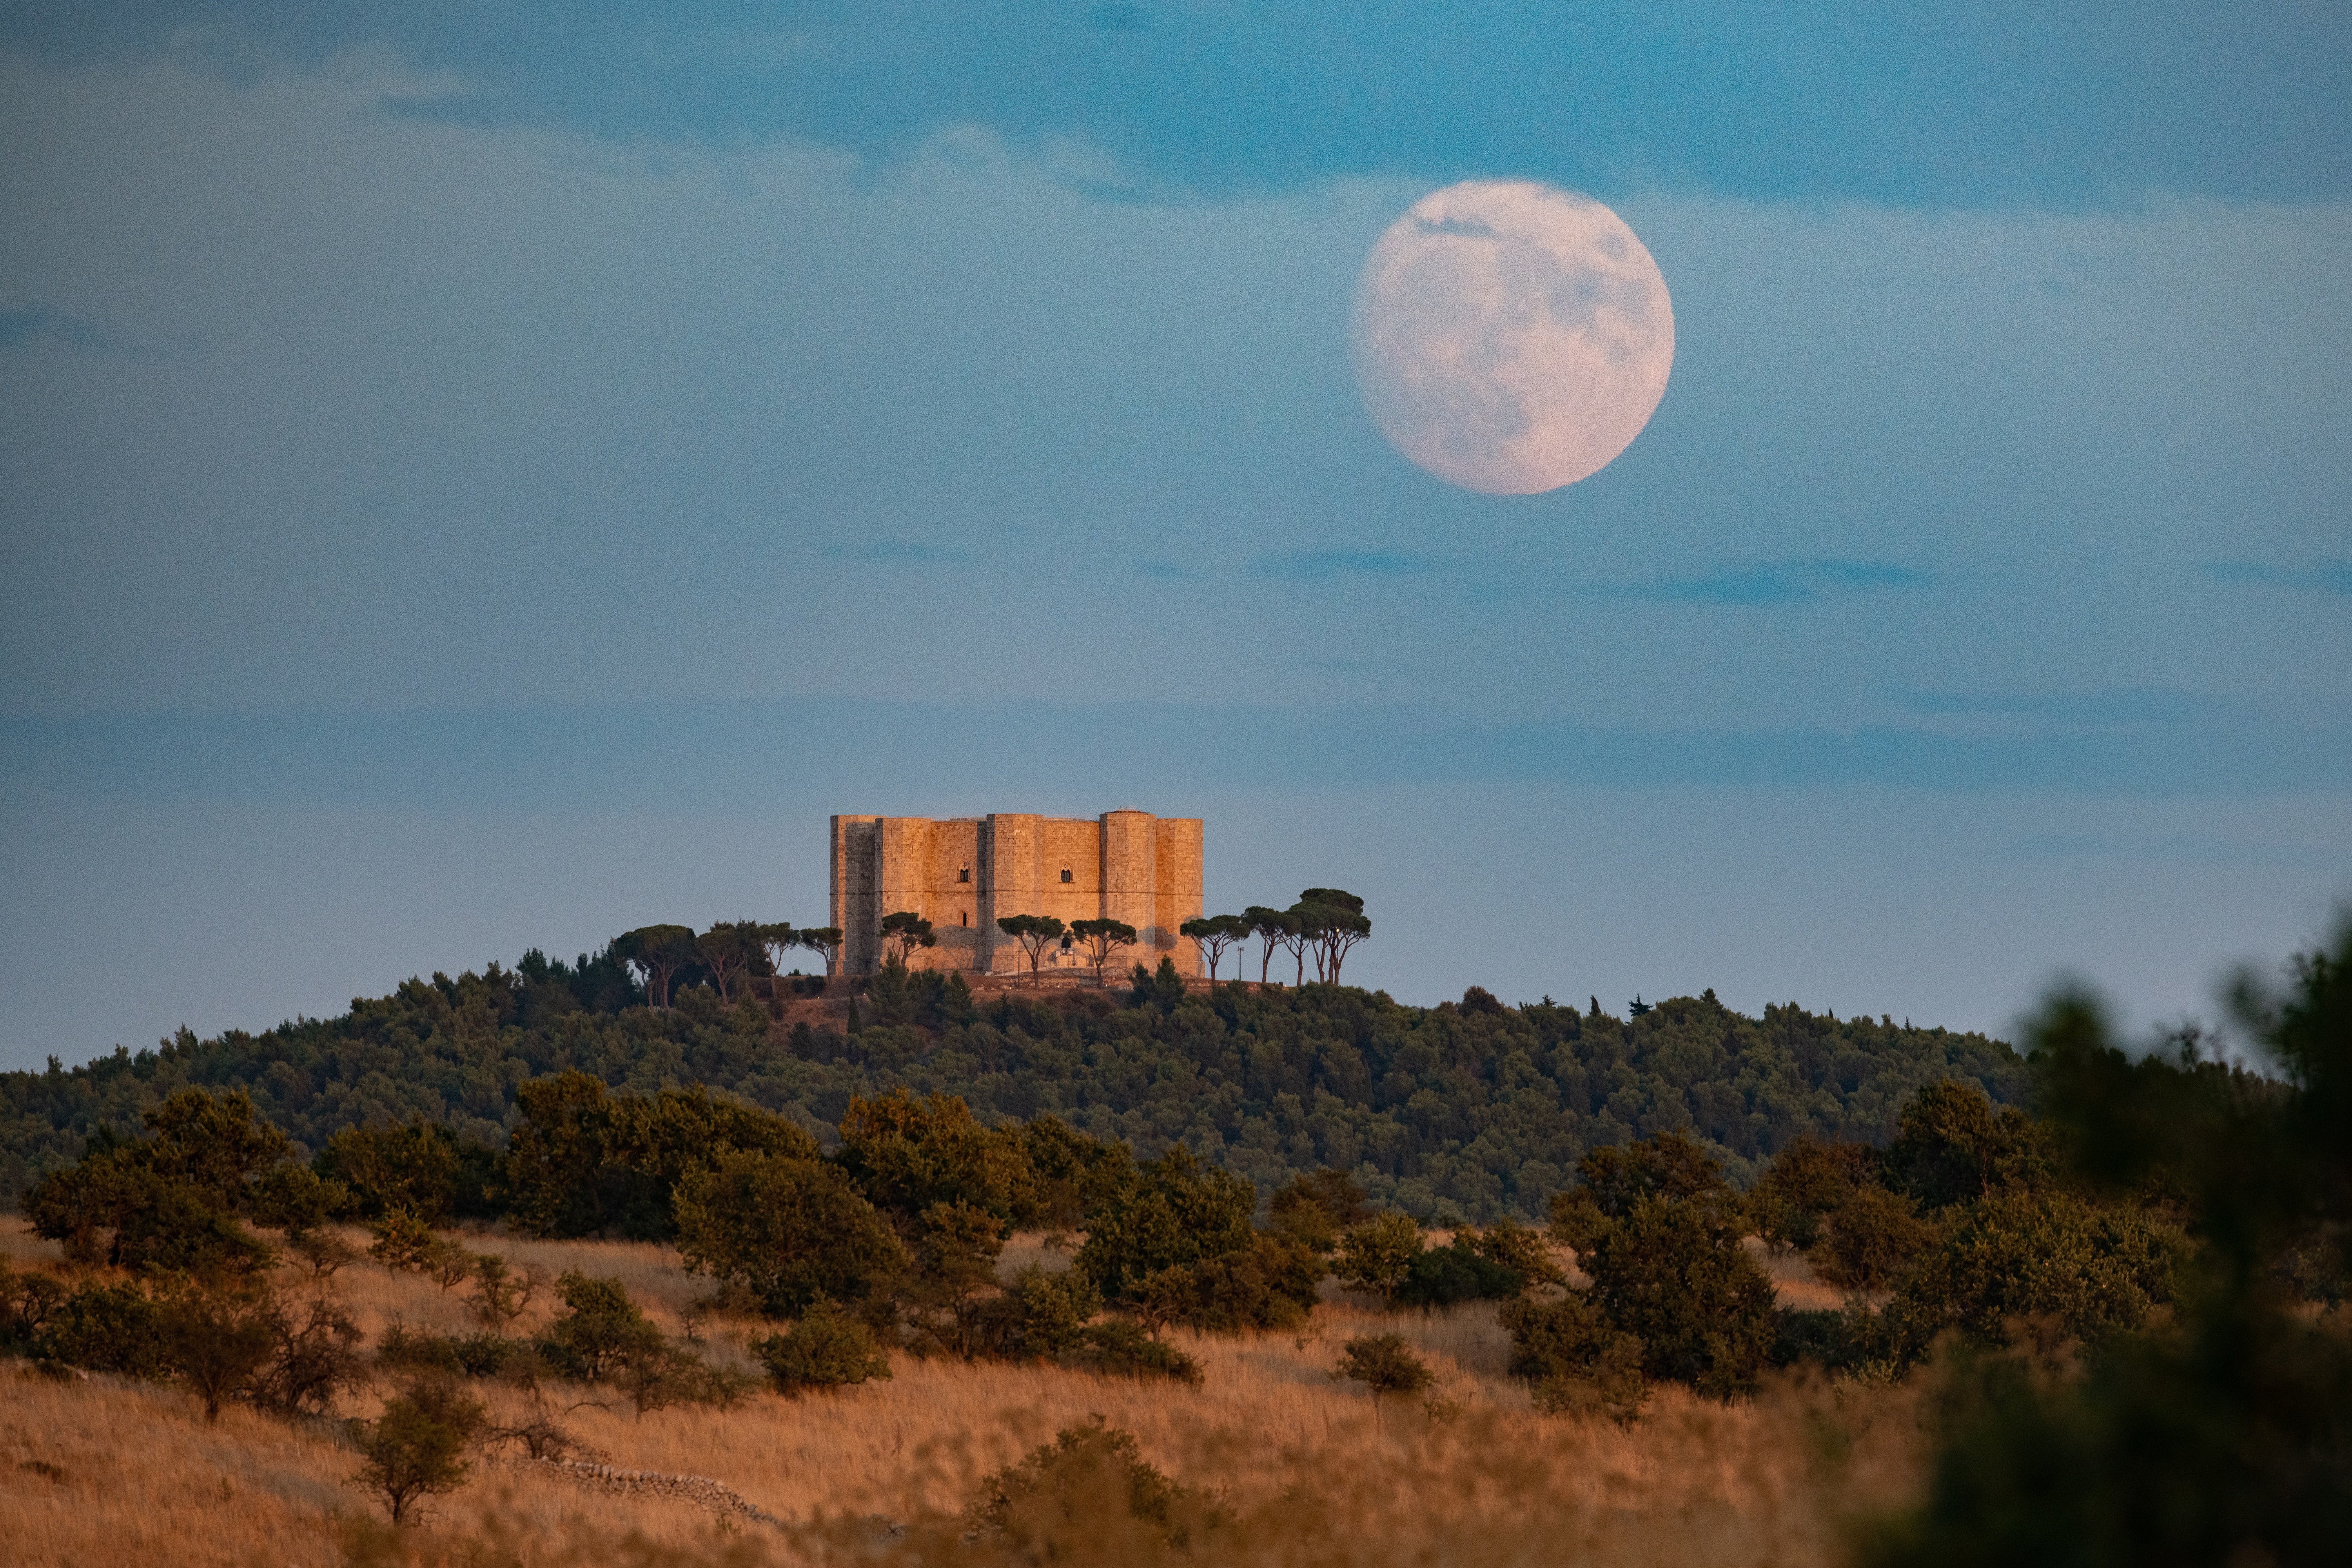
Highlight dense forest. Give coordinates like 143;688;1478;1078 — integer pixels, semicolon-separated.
0;946;2024;1218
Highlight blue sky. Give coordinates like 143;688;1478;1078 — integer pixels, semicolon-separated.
2;4;2348;1070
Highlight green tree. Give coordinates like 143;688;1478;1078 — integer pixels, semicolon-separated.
1069;918;1137;983
1882;1078;2048;1209
1077;1145;1256;1301
878;911;938;967
535;1271;665;1384
995;914;1067;985
672;1150;907;1316
754;921;799;998
1498;1292;1648;1425
795;925;844;980
1334;1211;1424;1300
1865;924;2352;1565
1269;1167;1371;1253
754;1298;893;1392
1243;905;1299;985
834;1089;1040;1231
1745;1133;1882;1252
1180;915;1250;984
1550;1132;1777;1397
695;920;765;1002
352;1377;488;1525
314;1119;464;1223
155;1282;281;1422
612;924;696;1008
1334;1332;1434;1423
1294;889;1371;984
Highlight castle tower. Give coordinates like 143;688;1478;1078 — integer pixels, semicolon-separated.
829;809;1203;978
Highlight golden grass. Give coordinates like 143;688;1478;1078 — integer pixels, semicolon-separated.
0;1217;1926;1568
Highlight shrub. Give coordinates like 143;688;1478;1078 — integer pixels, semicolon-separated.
1498;1293;1648;1425
1135;1233;1323;1332
1334;1211;1423;1299
1877;1188;2185;1365
0;1259;68;1352
377;1323;541;1384
970;1265;1103;1361
155;1283;282;1421
1076;1145;1256;1302
351;1378;487;1525
1335;1332;1434;1417
367;1209;437;1271
1882;1080;2049;1210
1392;1236;1524;1309
40;1283;169;1377
1768;1306;1875;1374
1810;1183;1938;1291
314;1120;464;1223
753;1298;893;1393
252;1294;365;1416
1746;1135;1881;1252
1549;1133;1777;1398
535;1271;665;1383
1267;1168;1371;1252
466;1253;537;1329
1068;1319;1205;1385
966;1420;1205;1556
673;1151;906;1316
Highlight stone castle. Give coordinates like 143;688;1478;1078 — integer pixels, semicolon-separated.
830;810;1203;978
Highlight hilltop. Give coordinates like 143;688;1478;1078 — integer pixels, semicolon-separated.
0;957;2025;1215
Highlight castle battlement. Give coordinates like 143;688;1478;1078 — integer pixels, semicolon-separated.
829;810;1204;978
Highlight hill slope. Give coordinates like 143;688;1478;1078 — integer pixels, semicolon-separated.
0;962;2025;1218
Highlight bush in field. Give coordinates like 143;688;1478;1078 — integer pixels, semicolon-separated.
1810;1183;1938;1291
967;1420;1205;1556
352;1377;488;1525
155;1283;282;1421
673;1150;907;1317
536;1271;665;1383
1549;1131;1777;1398
1876;1188;2185;1363
366;1209;437;1271
377;1322;543;1385
1746;1134;1882;1252
1267;1167;1371;1252
1882;1079;2051;1210
1334;1211;1423;1299
834;1088;1041;1230
1335;1333;1434;1419
1392;1236;1525;1309
1067;1319;1205;1386
501;1071;818;1240
970;1265;1103;1362
38;1282;170;1377
1076;1145;1256;1303
753;1298;893;1393
314;1119;473;1223
1134;1233;1324;1333
1498;1293;1648;1425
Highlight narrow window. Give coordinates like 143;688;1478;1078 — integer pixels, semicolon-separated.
960;910;969;927
957;867;971;883
1060;867;1073;883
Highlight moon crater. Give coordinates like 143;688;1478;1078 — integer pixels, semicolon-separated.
1351;181;1674;495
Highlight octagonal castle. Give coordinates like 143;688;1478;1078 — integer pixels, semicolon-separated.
830;810;1203;979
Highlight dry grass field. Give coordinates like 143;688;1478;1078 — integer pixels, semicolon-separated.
0;1217;1925;1568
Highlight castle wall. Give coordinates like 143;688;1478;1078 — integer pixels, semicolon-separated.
829;809;1204;978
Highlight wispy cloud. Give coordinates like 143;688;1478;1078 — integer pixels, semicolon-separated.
1597;559;1930;606
823;540;976;565
1251;549;1438;583
2205;560;2352;597
0;307;114;354
1893;687;2219;726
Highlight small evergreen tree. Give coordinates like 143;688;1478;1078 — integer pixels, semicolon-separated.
352;1378;487;1524
754;1298;893;1392
1335;1332;1434;1424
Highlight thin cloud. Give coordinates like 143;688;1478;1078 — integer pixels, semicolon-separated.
2205;560;2352;597
1599;559;1930;606
1251;549;1439;583
823;540;976;565
1893;687;2219;726
0;307;114;353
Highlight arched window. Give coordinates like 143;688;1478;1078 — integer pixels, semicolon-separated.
957;867;971;883
1060;867;1073;883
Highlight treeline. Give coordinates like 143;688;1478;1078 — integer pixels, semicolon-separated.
0;956;2027;1215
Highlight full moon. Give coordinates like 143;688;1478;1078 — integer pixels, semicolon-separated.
1350;181;1674;495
